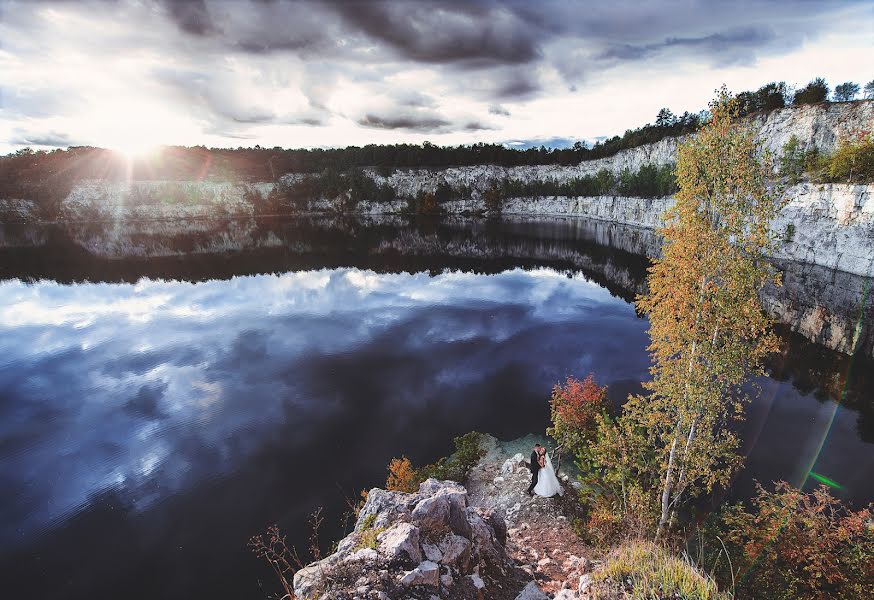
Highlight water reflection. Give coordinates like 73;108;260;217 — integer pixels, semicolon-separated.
0;217;871;600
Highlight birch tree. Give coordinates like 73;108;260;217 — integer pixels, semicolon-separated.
634;89;784;538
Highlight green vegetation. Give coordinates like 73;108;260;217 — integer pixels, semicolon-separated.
354;520;386;552
780;132;874;184
385;431;487;492
596;541;728;600
794;77;830;105
834;82;861;102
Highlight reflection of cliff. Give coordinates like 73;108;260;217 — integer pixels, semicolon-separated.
1;215;871;359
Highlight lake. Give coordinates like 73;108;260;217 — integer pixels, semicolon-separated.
1;216;871;600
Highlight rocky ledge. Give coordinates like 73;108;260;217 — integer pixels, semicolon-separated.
292;446;597;600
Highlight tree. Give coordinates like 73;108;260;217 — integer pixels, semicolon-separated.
865;79;874;100
833;82;860;102
656;108;677;128
793;77;830;105
634;88;784;538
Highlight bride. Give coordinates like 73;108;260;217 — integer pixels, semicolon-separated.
533;447;563;497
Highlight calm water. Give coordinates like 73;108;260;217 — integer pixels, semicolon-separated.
0;217;871;600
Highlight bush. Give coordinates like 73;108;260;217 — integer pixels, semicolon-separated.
386;456;419;493
547;374;608;459
828;131;874;183
702;481;874;600
779;135;807;183
385;432;486;492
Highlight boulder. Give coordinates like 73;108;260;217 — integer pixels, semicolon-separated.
411;494;450;531
355;487;417;531
399;560;440;587
578;574;593;594
501;452;526;475
439;533;472;570
515;580;549;600
377;522;422;563
422;541;442;562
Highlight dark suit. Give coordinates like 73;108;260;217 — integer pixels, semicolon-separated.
527;449;541;494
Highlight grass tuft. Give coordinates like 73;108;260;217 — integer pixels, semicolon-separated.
595;540;729;600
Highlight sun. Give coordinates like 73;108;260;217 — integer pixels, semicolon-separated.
113;139;160;160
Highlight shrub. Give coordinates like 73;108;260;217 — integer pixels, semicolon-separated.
385;432;486;492
596;540;728;600
446;431;487;480
386;456;419;493
702;481;874;600
547;374;608;459
779;135;807;183
828;131;874;183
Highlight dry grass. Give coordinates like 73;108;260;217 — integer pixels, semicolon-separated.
594;540;730;600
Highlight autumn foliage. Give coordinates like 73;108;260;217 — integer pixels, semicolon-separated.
548;374;608;456
704;482;874;600
386;456;419;493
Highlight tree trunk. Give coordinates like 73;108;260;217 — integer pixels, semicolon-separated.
656;332;701;540
656;425;680;539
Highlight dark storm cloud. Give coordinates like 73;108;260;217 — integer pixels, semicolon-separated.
0;0;862;148
160;0;216;36
357;112;452;132
597;26;780;65
330;0;541;66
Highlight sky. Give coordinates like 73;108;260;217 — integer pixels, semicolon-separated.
0;0;872;155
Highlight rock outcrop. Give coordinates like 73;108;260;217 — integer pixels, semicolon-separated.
291;478;534;600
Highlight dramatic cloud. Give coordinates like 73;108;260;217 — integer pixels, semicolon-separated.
0;0;870;153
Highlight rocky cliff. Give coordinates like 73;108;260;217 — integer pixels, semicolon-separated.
3;103;870;278
290;437;604;600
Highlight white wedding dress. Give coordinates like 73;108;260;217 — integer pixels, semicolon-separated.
533;452;563;497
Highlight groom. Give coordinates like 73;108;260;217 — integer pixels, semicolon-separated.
526;443;542;496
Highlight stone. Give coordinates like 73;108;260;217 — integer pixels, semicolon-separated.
355;488;417;531
554;591;579;599
468;574;486;590
422;541;442;562
501;453;526;475
439;534;472;570
348;548;378;562
440;572;454;588
578;574;593;594
537;557;552;567
515;581;549;600
399;560;440;587
411;494;450;531
378;522;422;563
